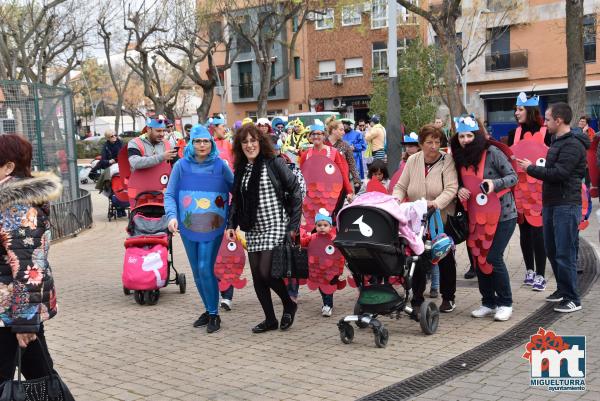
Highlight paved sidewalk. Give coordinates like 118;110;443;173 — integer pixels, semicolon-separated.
45;185;593;400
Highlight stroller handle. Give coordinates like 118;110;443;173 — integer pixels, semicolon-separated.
135;190;163;199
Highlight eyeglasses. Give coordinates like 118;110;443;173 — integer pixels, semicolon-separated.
193;139;211;145
310;131;324;136
109;135;116;138
241;138;258;146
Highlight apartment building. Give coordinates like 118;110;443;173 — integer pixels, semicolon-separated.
450;0;600;138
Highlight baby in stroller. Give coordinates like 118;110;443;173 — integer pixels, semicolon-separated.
334;192;438;348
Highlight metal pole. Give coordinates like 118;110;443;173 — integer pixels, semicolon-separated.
386;0;402;174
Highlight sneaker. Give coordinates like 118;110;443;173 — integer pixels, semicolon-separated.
554;300;582;313
321;305;333;317
193;312;210;327
464;267;476;279
494;306;513;321
429;288;439;299
471;305;497;318
545;290;563;303
439;300;456;313
532;275;546;292
220;299;232;311
524;270;535;286
206;315;221;333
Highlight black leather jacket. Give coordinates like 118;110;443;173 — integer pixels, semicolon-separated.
228;156;302;232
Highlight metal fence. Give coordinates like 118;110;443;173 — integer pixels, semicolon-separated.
50;189;94;240
0;80;92;240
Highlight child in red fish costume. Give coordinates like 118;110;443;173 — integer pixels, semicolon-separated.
300;210;345;317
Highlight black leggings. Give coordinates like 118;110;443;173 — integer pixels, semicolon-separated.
248;250;295;323
518;221;546;276
411;251;457;306
0;325;54;381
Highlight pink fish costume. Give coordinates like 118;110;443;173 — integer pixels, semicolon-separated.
214;235;247;291
302;228;346;295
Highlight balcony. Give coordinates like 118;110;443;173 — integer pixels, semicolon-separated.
485;50;528;72
487;0;520;12
238;83;254;99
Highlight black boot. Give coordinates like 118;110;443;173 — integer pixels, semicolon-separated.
207;314;221;333
464;266;476;279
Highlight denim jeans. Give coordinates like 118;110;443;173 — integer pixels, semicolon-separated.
430;264;440;289
476;218;516;308
320;290;333;307
220;285;234;301
543;205;581;304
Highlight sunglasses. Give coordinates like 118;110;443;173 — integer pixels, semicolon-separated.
109;134;116;138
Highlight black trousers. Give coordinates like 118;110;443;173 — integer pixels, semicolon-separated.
518;220;546;277
0;325;54;381
411;251;457;306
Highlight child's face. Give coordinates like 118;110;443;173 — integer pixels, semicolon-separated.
315;221;332;234
373;170;384;182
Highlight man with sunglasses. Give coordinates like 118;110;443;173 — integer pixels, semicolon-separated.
128;116;178;172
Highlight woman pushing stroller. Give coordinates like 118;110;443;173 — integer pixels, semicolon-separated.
165;124;233;334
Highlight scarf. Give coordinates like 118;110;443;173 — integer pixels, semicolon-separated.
234;155;264;231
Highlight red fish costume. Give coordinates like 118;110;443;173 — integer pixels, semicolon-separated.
301;230;346;294
510;127;547;227
366;179;388;194
461;152;511;275
214;235;247;291
300;146;349;231
587;136;599;198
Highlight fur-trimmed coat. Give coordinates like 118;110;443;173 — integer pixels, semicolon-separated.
0;173;62;333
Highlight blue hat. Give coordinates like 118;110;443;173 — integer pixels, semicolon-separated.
309;123;325;133
184;124;219;163
402;132;419;144
516;92;539;107
211;117;225;126
272;117;285;127
453;114;479;132
370;115;380;124
146;117;167;129
315;210;332;225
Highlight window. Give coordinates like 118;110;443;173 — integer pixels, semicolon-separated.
269;63;276;96
584;14;596;63
292;15;299;32
344;57;363;76
294;57;301;79
316;8;334;30
238;61;253;98
342;5;361;26
488;26;511;71
209;21;222;42
318;60;336;78
371;0;387;29
236;17;252;53
372;42;387;72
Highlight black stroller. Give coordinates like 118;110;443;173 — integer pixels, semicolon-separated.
334;206;438;348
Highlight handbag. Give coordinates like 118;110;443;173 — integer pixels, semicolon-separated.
0;341;75;401
289;242;309;279
271;234;309;279
429;209;455;265
445;200;469;245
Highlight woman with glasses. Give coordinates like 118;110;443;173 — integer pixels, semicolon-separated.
226;124;302;333
94;130;127;217
164;125;233;334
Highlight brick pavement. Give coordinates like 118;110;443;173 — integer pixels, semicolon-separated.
45;185;593;400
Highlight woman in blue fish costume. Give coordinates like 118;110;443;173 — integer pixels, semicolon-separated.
165;124;233;334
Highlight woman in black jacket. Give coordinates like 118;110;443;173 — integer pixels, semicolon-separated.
97;131;124;169
0;134;62;380
226;124;302;333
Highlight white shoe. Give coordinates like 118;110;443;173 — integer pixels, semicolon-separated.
321;305;333;317
471;305;497;318
220;299;232;311
494;306;513;321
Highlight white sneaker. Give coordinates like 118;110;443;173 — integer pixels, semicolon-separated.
321;305;333;317
494;306;513;321
220;299;232;311
471;305;497;318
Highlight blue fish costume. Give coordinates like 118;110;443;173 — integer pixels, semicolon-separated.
164;125;234;319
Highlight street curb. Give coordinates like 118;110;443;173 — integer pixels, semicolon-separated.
360;237;599;401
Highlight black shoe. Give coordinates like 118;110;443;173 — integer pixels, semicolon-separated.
553;300;582;313
545;290;563;303
193;312;210;327
280;303;298;331
464;267;476;279
252;320;279;333
207;315;221;333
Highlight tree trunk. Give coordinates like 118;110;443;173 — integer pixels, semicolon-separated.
197;84;215;122
566;0;586;126
437;20;467;119
114;98;123;134
256;62;271;118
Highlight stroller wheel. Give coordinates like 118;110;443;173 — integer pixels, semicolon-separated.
338;322;354;344
419;301;439;335
373;326;389;348
123;287;131;296
353;302;369;329
134;290;145;305
178;273;187;294
144;290;160;305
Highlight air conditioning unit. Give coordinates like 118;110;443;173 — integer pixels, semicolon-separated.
332;98;344;108
332;74;343;85
307;11;316;21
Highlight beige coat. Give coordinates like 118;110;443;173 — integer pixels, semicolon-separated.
392;151;458;222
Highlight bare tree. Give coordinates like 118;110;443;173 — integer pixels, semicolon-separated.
216;0;312;117
123;0;190;119
566;0;586;125
0;0;91;85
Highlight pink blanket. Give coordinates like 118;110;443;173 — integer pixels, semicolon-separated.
338;192;427;255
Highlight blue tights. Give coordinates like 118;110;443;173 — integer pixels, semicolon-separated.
181;235;222;315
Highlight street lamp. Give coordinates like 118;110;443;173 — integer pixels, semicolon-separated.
462;8;491;107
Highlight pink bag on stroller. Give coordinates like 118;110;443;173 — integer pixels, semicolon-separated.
122;240;168;290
